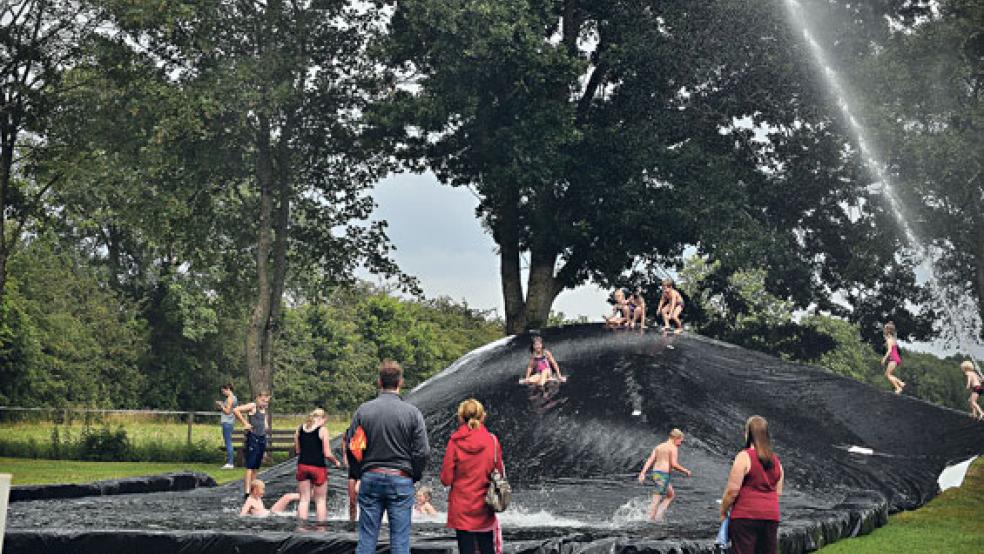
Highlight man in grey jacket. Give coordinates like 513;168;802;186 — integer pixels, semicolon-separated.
351;359;429;554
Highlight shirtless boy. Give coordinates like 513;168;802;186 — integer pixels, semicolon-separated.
657;279;684;334
637;429;692;522
962;361;984;420
240;479;301;517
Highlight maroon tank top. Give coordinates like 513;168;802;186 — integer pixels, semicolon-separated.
730;447;781;521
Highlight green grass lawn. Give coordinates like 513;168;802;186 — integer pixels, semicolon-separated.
0;416;348;448
818;456;984;553
0;457;244;485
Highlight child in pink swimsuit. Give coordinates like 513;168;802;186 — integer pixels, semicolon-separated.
881;322;905;394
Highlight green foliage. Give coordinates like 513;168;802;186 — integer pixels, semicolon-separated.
801;315;880;382
274;286;503;413
76;426;131;462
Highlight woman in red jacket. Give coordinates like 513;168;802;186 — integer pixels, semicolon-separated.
440;398;505;554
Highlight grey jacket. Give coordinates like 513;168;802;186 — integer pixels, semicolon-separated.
350;391;429;481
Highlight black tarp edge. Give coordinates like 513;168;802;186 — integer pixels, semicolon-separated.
1;492;891;554
9;472;216;502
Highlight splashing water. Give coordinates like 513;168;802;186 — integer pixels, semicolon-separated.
782;0;981;368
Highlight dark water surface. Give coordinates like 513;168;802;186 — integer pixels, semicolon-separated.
7;325;984;553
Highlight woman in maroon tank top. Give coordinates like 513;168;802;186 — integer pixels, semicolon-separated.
719;416;784;554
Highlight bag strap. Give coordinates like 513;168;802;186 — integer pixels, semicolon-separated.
491;434;504;478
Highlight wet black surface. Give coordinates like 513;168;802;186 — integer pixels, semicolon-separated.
6;325;984;553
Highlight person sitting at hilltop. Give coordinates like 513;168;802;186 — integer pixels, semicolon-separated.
604;289;630;328
240;479;300;517
520;335;566;386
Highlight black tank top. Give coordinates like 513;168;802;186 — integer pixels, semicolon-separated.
297;425;326;467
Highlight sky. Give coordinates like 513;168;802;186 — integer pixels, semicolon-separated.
365;171;609;321
366;171;984;361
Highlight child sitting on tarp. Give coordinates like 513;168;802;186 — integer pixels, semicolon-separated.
240;479;300;516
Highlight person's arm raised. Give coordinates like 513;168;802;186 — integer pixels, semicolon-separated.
234;403;254;430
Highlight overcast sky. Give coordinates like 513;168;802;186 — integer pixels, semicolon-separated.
368;171;983;360
367;171;609;321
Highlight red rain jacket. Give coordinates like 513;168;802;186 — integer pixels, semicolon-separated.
440;424;505;531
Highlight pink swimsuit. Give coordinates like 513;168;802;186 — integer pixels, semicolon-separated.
888;343;902;365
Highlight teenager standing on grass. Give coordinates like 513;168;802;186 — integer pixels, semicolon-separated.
234;391;271;497
217;384;238;469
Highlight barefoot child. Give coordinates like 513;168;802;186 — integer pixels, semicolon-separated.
520;335;567;386
604;289;629;328
628;289;647;329
961;361;984;420
240;479;300;516
414;485;438;516
234;391;271;496
637;429;692;522
657;279;685;334
881;322;905;394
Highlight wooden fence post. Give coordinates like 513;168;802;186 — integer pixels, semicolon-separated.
187;412;193;446
0;473;11;554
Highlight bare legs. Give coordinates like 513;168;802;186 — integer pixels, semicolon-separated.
646;485;675;522
270;492;301;514
297;480;329;522
347;478;359;521
244;469;256;495
297;480;312;520
885;361;905;394
970;392;984;420
661;307;683;334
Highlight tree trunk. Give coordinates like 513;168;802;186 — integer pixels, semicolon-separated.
497;199;526;335
525;246;561;330
0;134;13;304
246;114;275;396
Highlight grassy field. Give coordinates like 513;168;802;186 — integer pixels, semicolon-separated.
0;457;245;485
818;456;984;553
0;415;348;463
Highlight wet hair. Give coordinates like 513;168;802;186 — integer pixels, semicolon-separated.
379;359;403;390
883;322;897;338
305;408;325;427
457;398;486;430
669;428;684;440
221;383;234;392
250;479;265;494
416;485;433;501
743;416;775;471
530;335;544;353
661;278;674;287
961;360;975;372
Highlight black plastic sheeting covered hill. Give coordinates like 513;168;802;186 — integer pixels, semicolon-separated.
10;472;216;502
5;325;984;554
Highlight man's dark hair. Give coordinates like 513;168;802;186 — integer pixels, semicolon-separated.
221;383;233;391
379;359;403;390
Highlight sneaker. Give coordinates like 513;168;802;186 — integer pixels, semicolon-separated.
222;463;234;469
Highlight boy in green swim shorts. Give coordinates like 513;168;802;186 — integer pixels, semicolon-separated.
637;428;692;522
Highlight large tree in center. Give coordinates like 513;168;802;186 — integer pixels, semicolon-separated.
382;0;931;335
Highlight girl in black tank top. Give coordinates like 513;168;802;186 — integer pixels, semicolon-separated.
298;425;327;467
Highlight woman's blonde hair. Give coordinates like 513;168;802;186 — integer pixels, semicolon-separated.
744;416;775;470
884;322;897;338
305;408;326;427
457;398;486;430
669;428;684;440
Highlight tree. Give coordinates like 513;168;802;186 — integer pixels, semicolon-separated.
381;0;931;335
0;0;99;304
91;0;413;396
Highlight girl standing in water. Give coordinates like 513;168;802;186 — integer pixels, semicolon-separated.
882;322;906;394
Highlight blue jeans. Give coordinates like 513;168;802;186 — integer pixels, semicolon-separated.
356;472;415;554
221;423;234;465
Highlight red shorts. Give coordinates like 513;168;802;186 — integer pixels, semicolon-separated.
296;463;328;486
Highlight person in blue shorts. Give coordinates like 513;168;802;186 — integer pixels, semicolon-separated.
234;391;271;497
